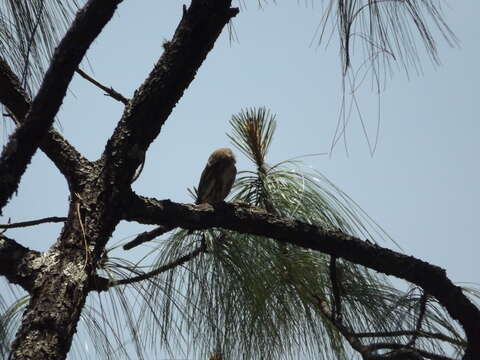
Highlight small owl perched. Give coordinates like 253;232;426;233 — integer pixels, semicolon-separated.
196;148;237;204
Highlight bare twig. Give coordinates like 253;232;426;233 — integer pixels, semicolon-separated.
367;342;455;360
76;68;129;105
0;216;66;229
123;224;175;250
92;244;205;291
355;330;467;348
114;244;205;285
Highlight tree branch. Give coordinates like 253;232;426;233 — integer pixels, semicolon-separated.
0;0;122;212
0;234;40;292
313;292;371;356
101;0;239;187
92;244;205;292
123;224;175;250
76;68;129;105
367;343;455;360
355;330;466;348
0;216;66;229
0;58;89;189
122;194;480;358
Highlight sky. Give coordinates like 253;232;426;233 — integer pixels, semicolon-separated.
1;0;479;358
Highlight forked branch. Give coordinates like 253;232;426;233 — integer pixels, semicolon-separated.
0;0;123;211
0;58;88;188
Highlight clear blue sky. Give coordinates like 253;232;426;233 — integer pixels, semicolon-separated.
1;0;479;357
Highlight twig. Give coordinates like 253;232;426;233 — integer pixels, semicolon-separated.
112;244;205;287
355;330;467;348
123;224;175;250
367;342;455;360
76;68;129;105
313;293;370;356
0;216;66;229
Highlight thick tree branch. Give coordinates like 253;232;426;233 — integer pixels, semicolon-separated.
0;216;66;229
122;194;480;359
101;0;239;187
0;234;41;292
0;58;89;188
0;0;122;212
76;68;129;105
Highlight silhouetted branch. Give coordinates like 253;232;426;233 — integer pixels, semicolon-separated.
355;330;466;348
0;0;122;212
102;0;239;188
76;68;129;104
0;216;66;229
367;343;455;360
123;224;175;250
92;244;205;291
0;58;88;187
121;194;480;358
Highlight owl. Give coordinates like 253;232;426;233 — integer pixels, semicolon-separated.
196;148;237;204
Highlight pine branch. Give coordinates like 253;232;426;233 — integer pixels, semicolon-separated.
92;244;205;291
0;0;122;212
0;58;89;188
101;0;239;188
122;224;174;250
367;343;455;360
121;194;480;357
355;330;466;348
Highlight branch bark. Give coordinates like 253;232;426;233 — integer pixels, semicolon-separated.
122;194;480;359
5;1;238;359
0;234;40;292
0;58;88;190
0;0;122;212
101;0;239;187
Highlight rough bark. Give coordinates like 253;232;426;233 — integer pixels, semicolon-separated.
102;0;239;188
2;0;238;358
0;57;88;190
0;0;477;359
122;194;480;359
0;234;40;292
0;0;122;212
